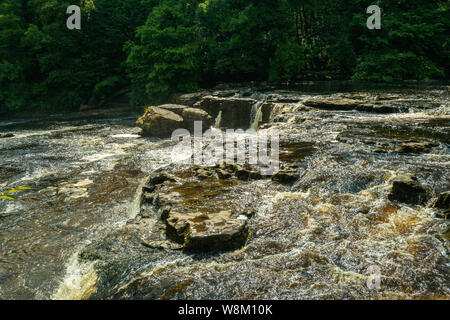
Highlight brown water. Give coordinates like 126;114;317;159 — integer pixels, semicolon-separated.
0;109;175;299
0;85;449;300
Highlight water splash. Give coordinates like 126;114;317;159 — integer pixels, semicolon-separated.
214;110;223;129
52;252;98;300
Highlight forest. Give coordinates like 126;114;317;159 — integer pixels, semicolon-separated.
0;0;448;114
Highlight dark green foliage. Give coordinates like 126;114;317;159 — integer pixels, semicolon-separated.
269;42;307;83
0;0;156;113
0;0;448;114
351;0;448;82
125;0;201;105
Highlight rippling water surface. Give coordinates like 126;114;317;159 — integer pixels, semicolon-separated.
0;109;175;299
0;85;449;300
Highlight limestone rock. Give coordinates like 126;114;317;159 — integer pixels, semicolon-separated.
165;211;248;252
182;107;212;132
136;106;184;137
144;172;178;192
171;92;206;107
194;96;257;129
304;98;362;110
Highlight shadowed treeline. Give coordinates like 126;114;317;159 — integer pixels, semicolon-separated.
0;0;448;113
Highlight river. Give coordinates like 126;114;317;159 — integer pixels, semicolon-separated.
0;83;448;299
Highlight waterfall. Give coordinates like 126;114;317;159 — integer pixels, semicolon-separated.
250;99;265;131
251;105;263;131
214;110;223;129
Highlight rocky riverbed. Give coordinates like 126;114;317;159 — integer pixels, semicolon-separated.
1;83;449;299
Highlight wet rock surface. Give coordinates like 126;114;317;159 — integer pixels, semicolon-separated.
167;211;248;252
433;192;450;219
398;141;439;154
136;163;302;253
304;97;407;114
0;133;14;138
388;175;430;205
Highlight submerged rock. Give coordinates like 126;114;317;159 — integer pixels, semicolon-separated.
272;170;299;185
166;211;248;252
304;98;361;110
136;106;184;137
398;141;439;154
388;175;430;205
433;191;450;214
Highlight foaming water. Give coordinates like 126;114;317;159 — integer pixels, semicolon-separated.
68;86;446;300
0;108;174;299
1;85;449;300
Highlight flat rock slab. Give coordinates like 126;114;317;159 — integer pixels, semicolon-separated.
166;211;248;252
304;98;406;114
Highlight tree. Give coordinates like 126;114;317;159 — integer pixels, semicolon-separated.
126;0;201;105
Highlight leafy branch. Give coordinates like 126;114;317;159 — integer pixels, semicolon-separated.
0;186;31;200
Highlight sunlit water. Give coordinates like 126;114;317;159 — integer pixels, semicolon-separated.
0;109;175;299
0;85;449;300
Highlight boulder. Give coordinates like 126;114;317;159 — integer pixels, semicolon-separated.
182;108;212;132
194;96;257;129
144;172;178;192
213;90;238;98
136;106;184;137
194;168;213;180
165;211;248;252
217;169;232;180
0;133;14;138
388;175;430;205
